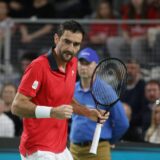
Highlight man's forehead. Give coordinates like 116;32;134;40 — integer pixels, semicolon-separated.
62;30;83;41
127;63;139;67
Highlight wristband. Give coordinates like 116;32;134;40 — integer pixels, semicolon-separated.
35;106;52;118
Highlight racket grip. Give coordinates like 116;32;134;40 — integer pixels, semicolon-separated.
89;123;102;154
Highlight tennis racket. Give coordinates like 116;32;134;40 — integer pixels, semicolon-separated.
89;58;127;154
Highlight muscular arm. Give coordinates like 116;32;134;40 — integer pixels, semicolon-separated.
11;92;37;118
71;98;109;122
71;98;90;117
11;92;73;119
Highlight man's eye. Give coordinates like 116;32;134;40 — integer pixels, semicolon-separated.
73;43;80;47
64;39;71;44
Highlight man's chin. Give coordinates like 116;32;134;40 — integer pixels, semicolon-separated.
63;57;73;62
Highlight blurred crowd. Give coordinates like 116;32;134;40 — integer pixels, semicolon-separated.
0;0;160;145
0;0;159;63
0;0;159;19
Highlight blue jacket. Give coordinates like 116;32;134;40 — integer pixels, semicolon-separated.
69;81;129;144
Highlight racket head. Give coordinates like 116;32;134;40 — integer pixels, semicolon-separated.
90;58;127;109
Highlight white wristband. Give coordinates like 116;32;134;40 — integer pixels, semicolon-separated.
35;106;52;118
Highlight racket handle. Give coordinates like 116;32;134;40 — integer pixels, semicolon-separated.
89;123;102;154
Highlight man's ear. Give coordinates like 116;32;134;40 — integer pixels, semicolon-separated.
54;33;60;45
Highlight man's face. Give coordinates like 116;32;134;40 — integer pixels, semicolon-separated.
78;59;97;79
126;63;140;83
2;85;16;105
145;83;160;103
0;2;8;18
99;2;111;18
54;30;83;62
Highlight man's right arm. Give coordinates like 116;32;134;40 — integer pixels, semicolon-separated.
11;92;73;119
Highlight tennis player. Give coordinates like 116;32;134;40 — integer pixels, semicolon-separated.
11;20;108;160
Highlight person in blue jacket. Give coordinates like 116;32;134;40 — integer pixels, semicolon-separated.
69;47;129;160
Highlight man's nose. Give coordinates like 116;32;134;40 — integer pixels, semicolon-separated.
68;43;74;48
68;43;74;50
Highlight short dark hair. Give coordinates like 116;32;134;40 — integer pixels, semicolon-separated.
57;20;85;38
125;58;140;65
146;79;160;88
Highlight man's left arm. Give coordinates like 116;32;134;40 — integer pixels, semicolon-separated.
71;98;109;123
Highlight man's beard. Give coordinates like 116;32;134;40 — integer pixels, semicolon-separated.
61;51;74;62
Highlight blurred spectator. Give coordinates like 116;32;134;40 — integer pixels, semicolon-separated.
112;0;130;18
148;27;160;48
7;0;32;18
121;58;145;142
53;0;92;18
147;0;160;63
108;0;151;61
88;0;117;44
18;0;54;55
0;0;18;90
29;0;56;19
141;80;160;136
145;100;160;144
1;83;22;136
148;1;160;23
20;0;54;43
0;0;15;64
87;0;118;58
0;99;15;137
0;64;19;91
148;0;160;20
13;52;38;86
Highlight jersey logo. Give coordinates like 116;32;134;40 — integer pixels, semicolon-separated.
72;70;74;76
32;80;39;90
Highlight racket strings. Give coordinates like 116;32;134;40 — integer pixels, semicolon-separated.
91;59;127;106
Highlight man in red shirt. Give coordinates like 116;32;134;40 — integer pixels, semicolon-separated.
11;20;108;160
